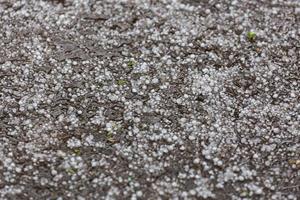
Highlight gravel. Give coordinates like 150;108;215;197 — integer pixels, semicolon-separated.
0;0;299;199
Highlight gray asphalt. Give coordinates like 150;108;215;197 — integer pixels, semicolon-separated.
0;0;299;199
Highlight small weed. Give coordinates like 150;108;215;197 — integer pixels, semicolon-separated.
112;123;122;131
240;190;249;197
66;168;77;175
240;188;253;197
73;149;81;156
106;131;116;143
117;79;128;86
247;31;256;42
132;72;145;80
127;60;136;69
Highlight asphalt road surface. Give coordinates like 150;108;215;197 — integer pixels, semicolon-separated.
0;0;299;199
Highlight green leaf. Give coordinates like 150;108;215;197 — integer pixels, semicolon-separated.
73;149;81;155
117;79;128;86
66;168;77;175
247;31;256;42
127;60;135;68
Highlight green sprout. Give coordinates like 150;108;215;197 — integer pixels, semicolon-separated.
127;60;135;69
247;31;256;42
73;149;81;156
106;131;116;143
132;72;144;79
117;79;128;86
240;190;249;197
112;124;121;133
66;168;77;175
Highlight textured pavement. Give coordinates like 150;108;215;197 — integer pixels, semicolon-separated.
0;0;299;199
